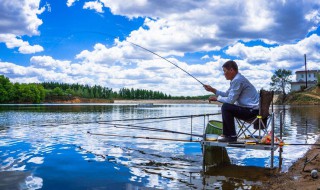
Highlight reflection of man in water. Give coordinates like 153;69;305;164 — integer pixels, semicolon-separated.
204;146;230;168
204;60;259;142
203;146;275;189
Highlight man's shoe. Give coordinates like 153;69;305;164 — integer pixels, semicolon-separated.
218;136;237;142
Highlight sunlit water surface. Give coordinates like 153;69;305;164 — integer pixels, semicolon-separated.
0;104;319;189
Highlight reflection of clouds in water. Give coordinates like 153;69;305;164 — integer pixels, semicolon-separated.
2;157;15;170
228;149;271;167
11;165;26;171
27;157;44;164
23;175;43;190
275;106;319;172
1;105;319;189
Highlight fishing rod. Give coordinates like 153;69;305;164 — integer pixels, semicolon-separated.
66;30;205;86
87;131;201;142
125;116;190;125
228;141;320;146
127;41;205;86
98;113;220;123
279;143;320;146
108;123;203;137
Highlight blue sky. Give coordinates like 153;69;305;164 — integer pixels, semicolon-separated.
0;0;319;96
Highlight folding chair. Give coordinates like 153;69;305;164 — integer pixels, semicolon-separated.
236;89;274;142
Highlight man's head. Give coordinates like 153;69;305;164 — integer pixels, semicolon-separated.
222;60;238;80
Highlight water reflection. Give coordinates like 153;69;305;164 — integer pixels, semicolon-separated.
202;146;279;189
0;104;319;189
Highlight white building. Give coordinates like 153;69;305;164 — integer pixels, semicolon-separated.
290;70;319;92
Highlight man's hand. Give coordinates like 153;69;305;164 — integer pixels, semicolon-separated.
208;96;217;102
203;84;216;93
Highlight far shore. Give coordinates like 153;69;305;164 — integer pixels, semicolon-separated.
114;99;220;104
41;97;221;105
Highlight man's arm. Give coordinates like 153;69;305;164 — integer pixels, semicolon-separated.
217;80;241;104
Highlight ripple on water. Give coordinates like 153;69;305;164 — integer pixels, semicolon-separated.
0;104;319;189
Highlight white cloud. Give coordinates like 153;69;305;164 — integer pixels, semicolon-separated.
75;40;155;65
225;34;320;71
83;1;104;13
1;0;319;96
94;0;320;55
305;9;320;24
19;45;43;54
212;55;221;61
0;34;44;54
126;17;220;56
67;0;79;7
0;0;45;36
5;30;313;96
240;1;275;32
0;0;46;55
30;56;71;72
201;55;210;60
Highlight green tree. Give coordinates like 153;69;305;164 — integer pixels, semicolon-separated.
18;84;34;103
37;85;46;102
0;75;14;103
270;69;292;103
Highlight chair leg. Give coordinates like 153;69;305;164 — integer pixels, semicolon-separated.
236;118;258;140
236;115;273;143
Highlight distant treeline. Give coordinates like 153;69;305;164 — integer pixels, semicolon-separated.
42;82;115;100
0;75;211;103
42;82;171;100
42;82;211;100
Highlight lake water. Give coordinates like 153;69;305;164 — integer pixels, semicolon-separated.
0;104;319;189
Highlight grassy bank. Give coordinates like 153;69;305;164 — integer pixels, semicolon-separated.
284;86;320;105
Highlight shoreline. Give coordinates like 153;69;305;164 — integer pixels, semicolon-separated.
262;136;320;189
113;99;220;104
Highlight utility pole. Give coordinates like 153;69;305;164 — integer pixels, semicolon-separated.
304;54;307;89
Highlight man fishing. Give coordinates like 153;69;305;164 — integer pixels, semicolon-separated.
203;60;259;142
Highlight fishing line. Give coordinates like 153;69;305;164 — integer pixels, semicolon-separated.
280;143;320;146
127;41;205;86
225;141;320;146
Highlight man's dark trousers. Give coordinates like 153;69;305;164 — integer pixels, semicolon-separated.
221;103;258;136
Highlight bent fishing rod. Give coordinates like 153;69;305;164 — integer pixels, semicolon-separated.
127;41;205;86
67;31;205;86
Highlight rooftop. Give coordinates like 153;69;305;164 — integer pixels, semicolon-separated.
295;70;320;74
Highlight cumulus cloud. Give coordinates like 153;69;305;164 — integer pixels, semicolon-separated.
67;0;79;7
3;31;315;96
0;34;44;54
0;0;44;36
93;0;320;55
83;1;104;13
201;55;210;60
75;39;156;65
1;0;319;96
225;34;320;71
0;0;46;55
30;56;71;72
